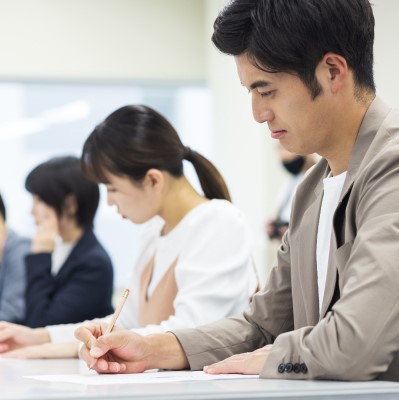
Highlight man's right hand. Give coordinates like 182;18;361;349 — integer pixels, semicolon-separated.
75;322;189;374
0;322;50;353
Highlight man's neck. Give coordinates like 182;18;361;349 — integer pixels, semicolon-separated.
325;93;375;176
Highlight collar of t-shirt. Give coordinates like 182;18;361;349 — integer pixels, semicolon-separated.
51;236;76;276
316;171;347;312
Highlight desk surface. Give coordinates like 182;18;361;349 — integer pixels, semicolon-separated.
1;358;399;400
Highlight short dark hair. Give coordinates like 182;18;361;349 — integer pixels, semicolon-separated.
212;0;375;98
0;193;6;221
25;156;99;229
81;105;231;201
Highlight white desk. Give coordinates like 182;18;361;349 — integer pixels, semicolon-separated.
1;358;399;400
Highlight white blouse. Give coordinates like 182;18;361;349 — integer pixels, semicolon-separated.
48;199;257;342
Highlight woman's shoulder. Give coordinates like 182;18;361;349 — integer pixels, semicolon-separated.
188;199;247;224
73;230;113;269
5;229;31;253
178;199;250;239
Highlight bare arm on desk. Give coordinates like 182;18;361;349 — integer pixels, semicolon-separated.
0;341;78;359
0;322;50;353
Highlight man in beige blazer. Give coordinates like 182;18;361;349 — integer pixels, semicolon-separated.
75;0;399;381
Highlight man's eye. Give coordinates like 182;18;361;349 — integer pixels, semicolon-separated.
259;90;274;97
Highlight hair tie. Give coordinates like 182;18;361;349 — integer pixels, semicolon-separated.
183;146;194;161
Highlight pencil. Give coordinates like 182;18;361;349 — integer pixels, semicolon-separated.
105;288;130;335
89;288;130;369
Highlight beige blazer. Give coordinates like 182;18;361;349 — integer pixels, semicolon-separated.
173;97;399;381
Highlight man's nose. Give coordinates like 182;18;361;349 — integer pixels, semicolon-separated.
252;98;274;124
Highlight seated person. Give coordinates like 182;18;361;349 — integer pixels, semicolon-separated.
0;105;257;358
0;193;30;323
266;143;315;242
22;156;114;328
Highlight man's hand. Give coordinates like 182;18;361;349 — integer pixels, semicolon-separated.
75;323;189;374
0;322;50;353
204;345;272;375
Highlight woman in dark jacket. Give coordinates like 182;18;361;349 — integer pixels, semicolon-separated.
23;156;114;328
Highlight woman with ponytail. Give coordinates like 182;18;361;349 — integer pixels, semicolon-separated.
0;105;257;359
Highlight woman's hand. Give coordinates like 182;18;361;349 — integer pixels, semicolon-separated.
0;341;78;359
31;202;59;253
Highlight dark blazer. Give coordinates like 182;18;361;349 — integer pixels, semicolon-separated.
24;229;114;328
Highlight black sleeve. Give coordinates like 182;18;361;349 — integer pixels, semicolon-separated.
24;251;114;328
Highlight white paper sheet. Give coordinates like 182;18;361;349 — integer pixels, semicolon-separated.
25;370;259;385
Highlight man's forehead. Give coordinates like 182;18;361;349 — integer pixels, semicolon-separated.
235;54;275;88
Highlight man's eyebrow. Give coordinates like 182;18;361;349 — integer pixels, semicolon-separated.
248;80;271;90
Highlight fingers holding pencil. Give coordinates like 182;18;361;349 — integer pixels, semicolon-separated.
75;321;107;369
75;289;130;370
75;327;151;374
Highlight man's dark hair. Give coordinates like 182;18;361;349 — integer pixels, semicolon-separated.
25;156;99;229
0;193;6;221
212;0;375;98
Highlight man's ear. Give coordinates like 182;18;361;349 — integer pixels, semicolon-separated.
62;194;78;218
144;169;164;191
318;52;349;93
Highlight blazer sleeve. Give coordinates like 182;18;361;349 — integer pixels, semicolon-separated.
24;248;114;328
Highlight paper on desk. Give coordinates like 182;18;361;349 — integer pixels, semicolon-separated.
25;370;258;385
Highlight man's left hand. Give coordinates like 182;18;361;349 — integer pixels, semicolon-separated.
203;345;272;375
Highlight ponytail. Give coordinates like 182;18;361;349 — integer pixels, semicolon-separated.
81;104;232;202
183;147;231;202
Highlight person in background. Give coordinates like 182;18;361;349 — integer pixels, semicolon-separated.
73;0;399;382
0;193;30;323
266;143;315;242
22;156;114;328
0;105;257;359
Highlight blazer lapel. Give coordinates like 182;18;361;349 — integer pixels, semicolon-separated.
297;178;324;325
319;234;338;318
320;96;391;318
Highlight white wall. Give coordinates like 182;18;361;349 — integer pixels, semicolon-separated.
0;0;205;82
373;0;399;107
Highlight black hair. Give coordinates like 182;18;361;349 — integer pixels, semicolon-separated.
81;105;231;201
0;193;6;221
25;156;99;229
212;0;375;98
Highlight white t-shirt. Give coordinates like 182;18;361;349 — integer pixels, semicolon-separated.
51;237;76;276
316;171;347;311
48;199;257;342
